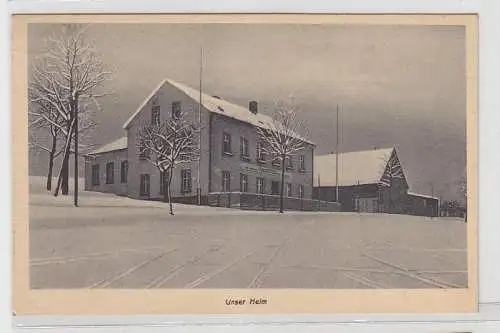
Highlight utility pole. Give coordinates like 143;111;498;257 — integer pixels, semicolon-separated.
430;183;435;218
317;174;321;201
197;46;203;206
73;96;79;207
335;104;339;203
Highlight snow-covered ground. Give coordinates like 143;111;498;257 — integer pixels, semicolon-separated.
28;176;468;289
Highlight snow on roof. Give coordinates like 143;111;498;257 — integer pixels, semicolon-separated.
89;136;127;155
122;78;313;144
407;192;439;201
314;148;394;187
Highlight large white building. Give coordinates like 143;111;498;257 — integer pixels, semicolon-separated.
84;79;317;207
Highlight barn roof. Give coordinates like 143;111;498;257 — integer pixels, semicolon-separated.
88;136;127;155
122;78;313;144
407;191;439;201
313;147;396;187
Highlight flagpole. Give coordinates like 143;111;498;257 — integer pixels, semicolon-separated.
197;46;203;205
335;104;339;203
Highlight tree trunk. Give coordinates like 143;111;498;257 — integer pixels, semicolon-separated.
46;135;57;191
54;145;71;197
61;114;73;195
280;156;285;213
163;171;168;203
61;155;69;195
167;168;174;215
54;119;75;197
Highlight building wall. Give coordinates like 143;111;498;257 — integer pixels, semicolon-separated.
126;82;211;200
405;194;439;217
209;113;315;199
379;178;409;214
84;149;128;196
313;183;439;216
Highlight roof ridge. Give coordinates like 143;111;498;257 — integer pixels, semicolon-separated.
122;78;314;145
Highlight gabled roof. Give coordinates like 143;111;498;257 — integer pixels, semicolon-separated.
88;136;127;155
314;147;396;187
407;191;439;201
122;78;313;144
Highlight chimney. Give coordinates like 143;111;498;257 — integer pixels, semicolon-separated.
249;101;258;114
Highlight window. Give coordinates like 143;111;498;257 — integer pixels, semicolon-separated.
91;164;100;186
298;184;304;198
271;181;280;195
256;142;266;162
272;155;281;167
222;171;231;192
222;133;232;155
299;155;306;172
285;155;293;169
240;174;248;192
106;162;114;184
140;174;150;196
120;161;128;183
151;105;160;125
256;177;265;194
181;169;192;194
240;137;249;160
159;170;170;194
286;183;292;197
139;140;149;159
172;101;182;119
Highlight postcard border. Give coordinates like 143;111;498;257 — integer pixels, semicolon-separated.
12;13;478;315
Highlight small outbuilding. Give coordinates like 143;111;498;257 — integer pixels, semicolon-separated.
312;147;439;217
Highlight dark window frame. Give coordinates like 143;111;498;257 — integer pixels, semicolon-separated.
139;140;149;160
240;173;249;192
256;141;266;163
151;105;161;125
299;155;306;172
106;162;114;184
181;169;192;194
172;101;182;119
159;170;170;195
285;155;294;170
240;137;249;161
222;171;231;192
120;161;128;183
222;132;232;156
298;184;305;198
271;180;280;195
140;174;151;196
91;164;100;186
256;177;265;194
272;155;281;168
286;183;293;197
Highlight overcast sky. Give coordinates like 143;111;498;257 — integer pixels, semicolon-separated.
28;23;467;200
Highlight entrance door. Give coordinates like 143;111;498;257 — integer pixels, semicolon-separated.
355;197;378;213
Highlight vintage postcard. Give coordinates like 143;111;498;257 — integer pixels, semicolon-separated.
12;14;478;315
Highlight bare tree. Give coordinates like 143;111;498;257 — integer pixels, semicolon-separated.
28;24;111;204
29;95;97;191
256;100;310;213
28;100;65;191
378;150;405;213
137;110;199;215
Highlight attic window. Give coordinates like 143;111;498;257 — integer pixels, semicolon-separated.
217;106;225;112
152;95;159;106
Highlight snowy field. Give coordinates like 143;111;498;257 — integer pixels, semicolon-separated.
28;176;468;289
